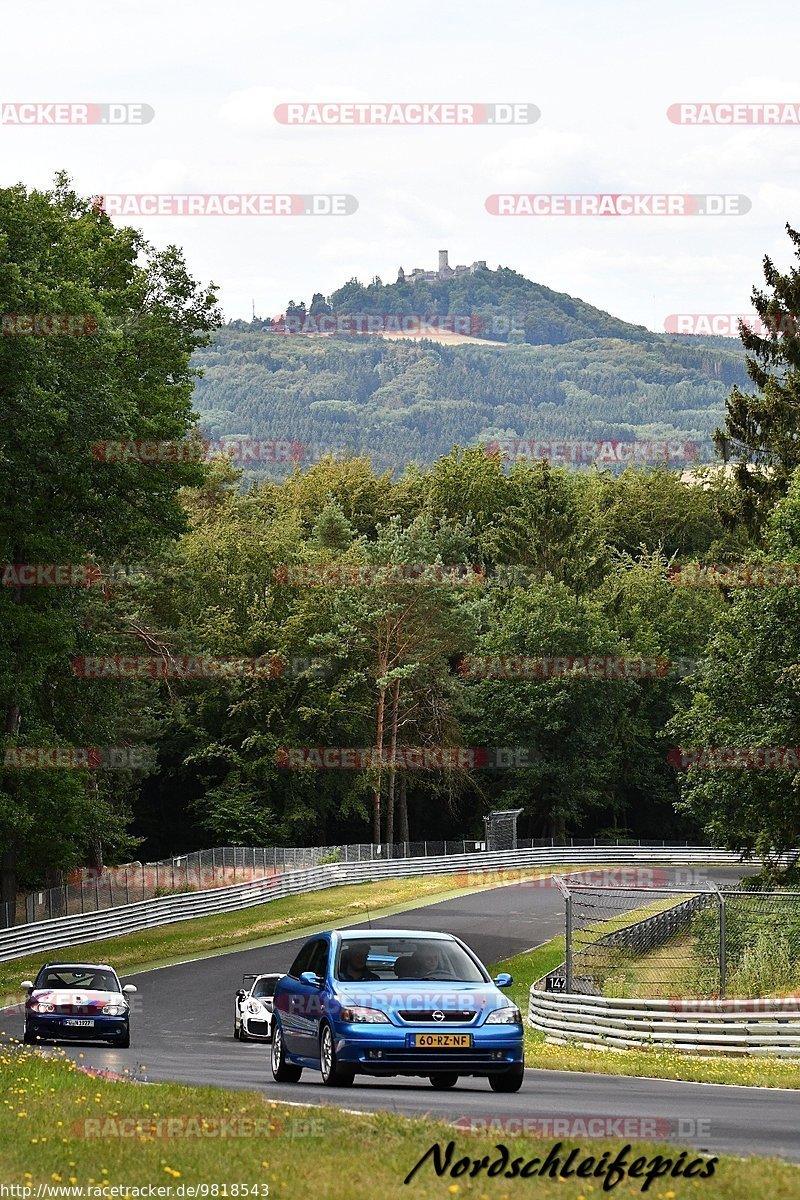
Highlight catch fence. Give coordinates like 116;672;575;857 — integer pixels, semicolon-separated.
543;881;800;1000
1;837;702;930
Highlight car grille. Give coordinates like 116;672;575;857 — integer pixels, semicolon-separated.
38;1005;100;1017
246;1020;270;1036
397;1011;477;1023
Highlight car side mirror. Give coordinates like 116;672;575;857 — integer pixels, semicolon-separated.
493;972;513;988
122;984;137;993
236;988;246;999
20;981;34;991
299;971;322;988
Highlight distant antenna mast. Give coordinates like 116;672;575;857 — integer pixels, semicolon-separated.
251;298;256;321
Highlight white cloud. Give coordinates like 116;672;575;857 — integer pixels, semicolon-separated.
1;0;799;323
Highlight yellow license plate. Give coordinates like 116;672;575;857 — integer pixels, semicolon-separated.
413;1033;472;1049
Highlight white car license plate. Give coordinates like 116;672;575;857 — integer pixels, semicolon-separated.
64;1019;94;1027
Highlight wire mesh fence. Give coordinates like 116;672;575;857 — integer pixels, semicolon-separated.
547;883;800;999
1;836;701;929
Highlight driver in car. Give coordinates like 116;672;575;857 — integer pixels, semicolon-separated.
338;944;379;982
410;943;449;978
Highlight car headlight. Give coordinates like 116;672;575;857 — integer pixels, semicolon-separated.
485;1005;522;1024
31;1002;54;1013
340;1006;390;1023
102;1005;126;1016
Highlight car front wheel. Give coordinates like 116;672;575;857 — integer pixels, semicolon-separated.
488;1065;524;1093
429;1073;459;1089
271;1021;302;1083
319;1023;355;1087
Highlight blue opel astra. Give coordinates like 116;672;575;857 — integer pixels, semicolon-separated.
270;928;524;1090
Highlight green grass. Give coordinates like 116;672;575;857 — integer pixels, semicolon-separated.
2;1048;799;1198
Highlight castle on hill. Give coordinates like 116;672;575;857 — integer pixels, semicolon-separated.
397;250;488;284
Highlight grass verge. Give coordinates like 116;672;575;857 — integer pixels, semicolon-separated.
2;1048;798;1197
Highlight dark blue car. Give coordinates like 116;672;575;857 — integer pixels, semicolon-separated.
21;962;136;1047
270;928;524;1090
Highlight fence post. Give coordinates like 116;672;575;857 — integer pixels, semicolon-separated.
552;874;572;992
719;894;727;999
565;892;573;992
708;882;726;999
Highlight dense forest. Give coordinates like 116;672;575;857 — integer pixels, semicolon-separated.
3;179;800;908
195;271;748;477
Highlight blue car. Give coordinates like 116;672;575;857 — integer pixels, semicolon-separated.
20;961;136;1047
270;928;524;1091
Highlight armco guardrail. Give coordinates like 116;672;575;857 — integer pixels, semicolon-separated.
527;989;800;1057
6;837;708;929
597;892;713;956
0;845;745;964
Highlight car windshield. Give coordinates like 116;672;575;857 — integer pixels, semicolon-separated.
36;968;119;992
334;938;486;983
252;977;278;998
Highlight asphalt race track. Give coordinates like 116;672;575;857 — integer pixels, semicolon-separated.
6;864;800;1164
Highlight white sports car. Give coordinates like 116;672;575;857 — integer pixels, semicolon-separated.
233;973;282;1041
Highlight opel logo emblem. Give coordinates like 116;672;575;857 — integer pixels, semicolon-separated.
432;1010;445;1022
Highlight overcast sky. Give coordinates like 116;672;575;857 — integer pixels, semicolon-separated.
4;0;800;331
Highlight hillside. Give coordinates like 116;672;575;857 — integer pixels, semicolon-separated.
191;265;748;476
